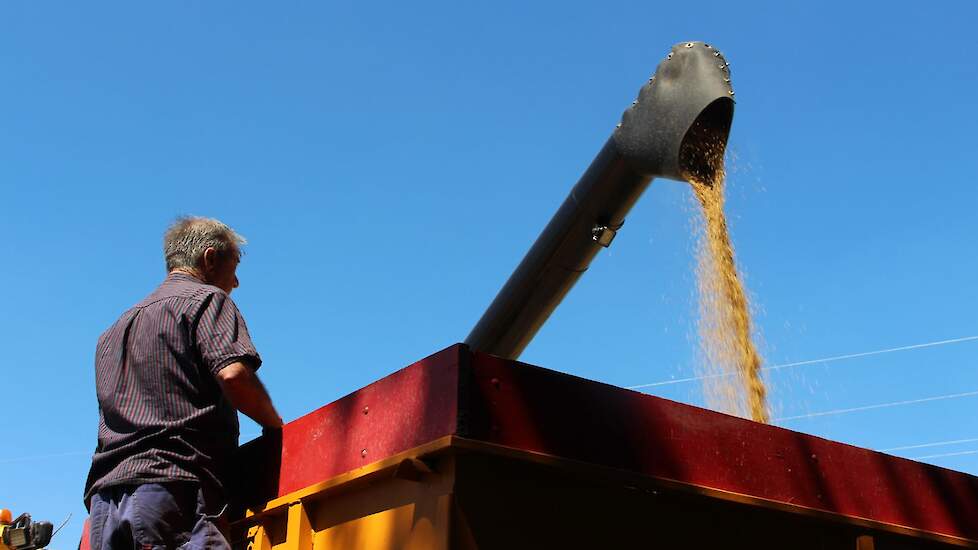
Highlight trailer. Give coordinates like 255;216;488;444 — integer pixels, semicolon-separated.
229;345;978;549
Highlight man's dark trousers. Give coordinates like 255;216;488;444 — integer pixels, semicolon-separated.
88;483;230;549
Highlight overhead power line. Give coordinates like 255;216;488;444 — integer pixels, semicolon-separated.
911;449;978;460
775;390;978;422
628;335;978;390
5;339;977;465
878;437;978;453
0;450;89;465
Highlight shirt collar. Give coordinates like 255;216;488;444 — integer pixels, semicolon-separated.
167;271;205;284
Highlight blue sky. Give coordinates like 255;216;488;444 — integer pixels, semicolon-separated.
2;2;977;546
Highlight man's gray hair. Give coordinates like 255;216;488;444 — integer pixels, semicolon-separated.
164;216;246;272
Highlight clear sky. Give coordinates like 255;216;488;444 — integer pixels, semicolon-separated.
2;2;977;547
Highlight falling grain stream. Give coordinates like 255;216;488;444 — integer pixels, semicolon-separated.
685;138;769;423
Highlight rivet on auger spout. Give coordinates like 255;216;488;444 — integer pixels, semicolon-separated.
465;41;736;360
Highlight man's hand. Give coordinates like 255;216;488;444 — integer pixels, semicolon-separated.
216;362;283;429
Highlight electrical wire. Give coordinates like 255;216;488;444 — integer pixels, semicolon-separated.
627;335;978;390
775;390;978;422
911;450;978;460
6;338;978;466
878;437;978;453
51;513;72;540
0;450;89;465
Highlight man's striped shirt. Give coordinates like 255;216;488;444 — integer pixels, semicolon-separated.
84;272;261;505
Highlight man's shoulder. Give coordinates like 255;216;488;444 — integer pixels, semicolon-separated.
95;276;235;349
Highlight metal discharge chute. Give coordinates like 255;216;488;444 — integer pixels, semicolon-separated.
465;41;735;360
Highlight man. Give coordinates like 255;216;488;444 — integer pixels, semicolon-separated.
84;217;282;549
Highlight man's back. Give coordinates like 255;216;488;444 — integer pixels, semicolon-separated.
84;272;260;503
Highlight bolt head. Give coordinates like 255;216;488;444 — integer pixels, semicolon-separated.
361;449;367;458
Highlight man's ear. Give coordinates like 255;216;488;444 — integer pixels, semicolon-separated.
202;247;218;274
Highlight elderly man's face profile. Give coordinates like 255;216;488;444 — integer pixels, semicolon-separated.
202;246;240;294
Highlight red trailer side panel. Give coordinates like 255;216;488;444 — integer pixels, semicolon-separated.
236;345;463;506
464;351;978;542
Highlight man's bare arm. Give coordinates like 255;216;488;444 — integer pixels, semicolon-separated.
216;362;283;429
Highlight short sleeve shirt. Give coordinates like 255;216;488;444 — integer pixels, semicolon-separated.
83;272;261;505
